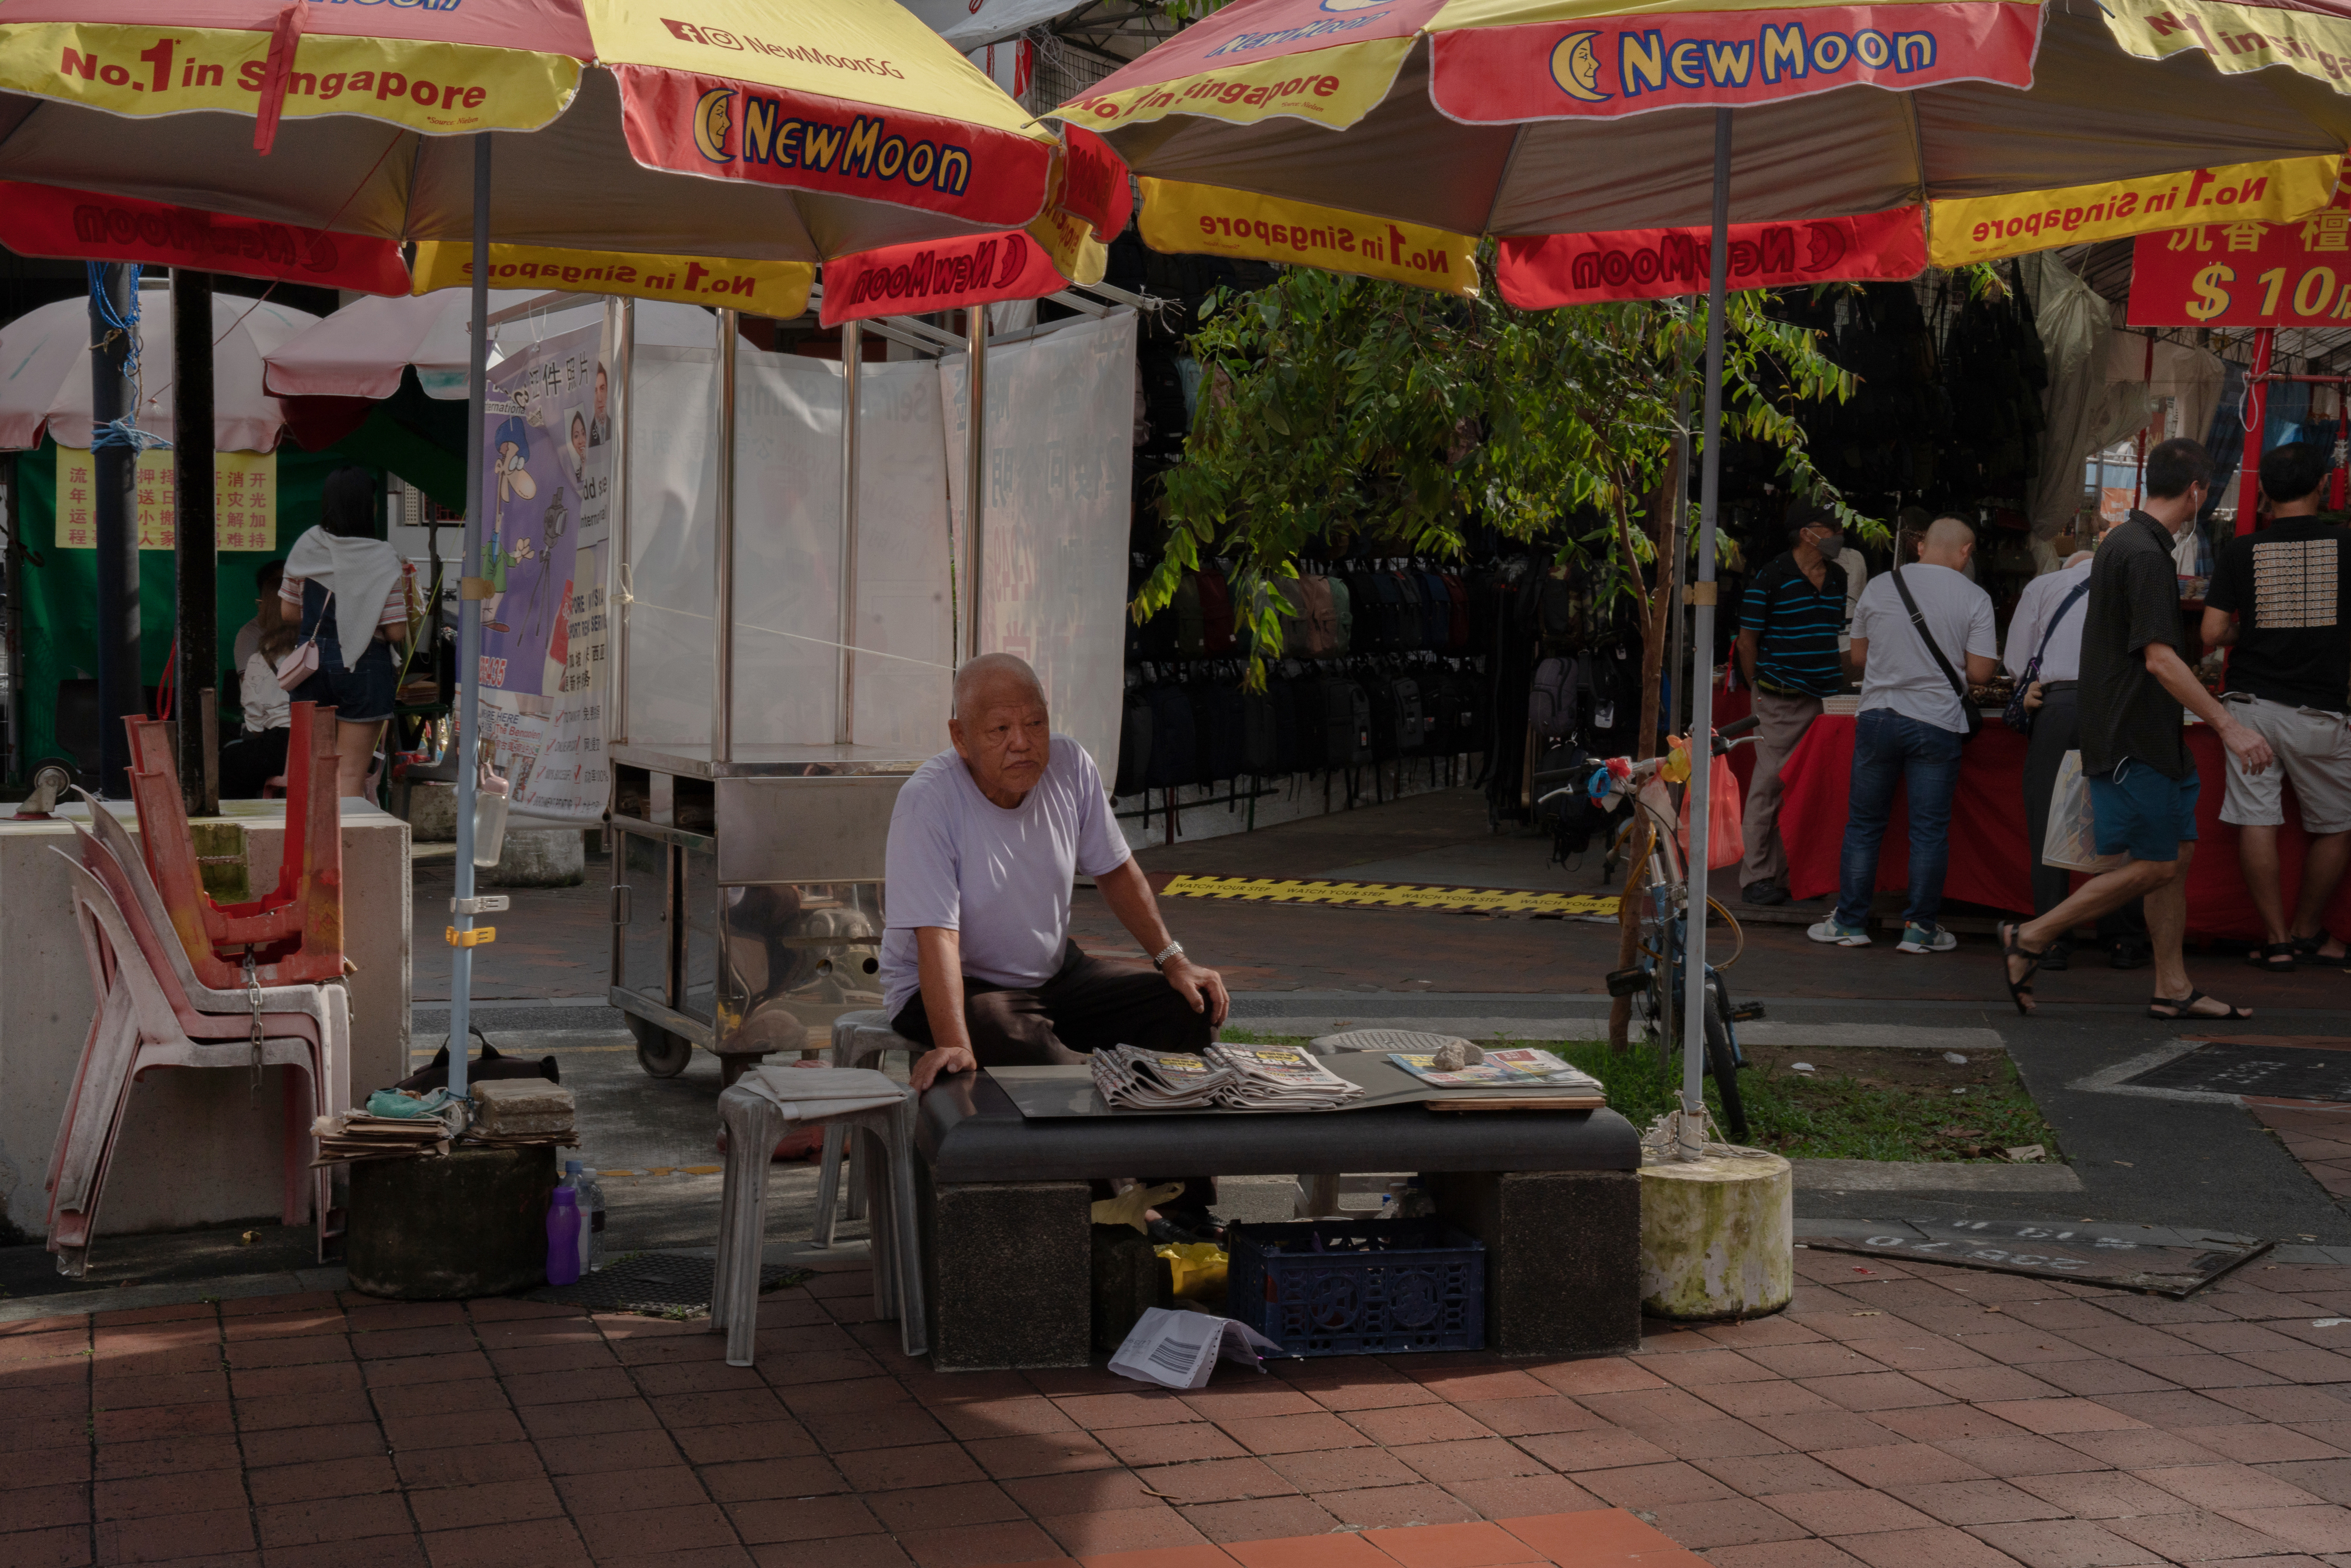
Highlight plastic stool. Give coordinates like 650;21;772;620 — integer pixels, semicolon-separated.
712;1071;927;1366
811;1010;922;1245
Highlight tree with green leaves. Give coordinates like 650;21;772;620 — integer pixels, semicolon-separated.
1141;251;1869;775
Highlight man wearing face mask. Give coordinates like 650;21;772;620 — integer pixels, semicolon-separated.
1737;502;1851;906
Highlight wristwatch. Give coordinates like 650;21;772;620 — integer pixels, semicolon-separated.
1150;940;1184;969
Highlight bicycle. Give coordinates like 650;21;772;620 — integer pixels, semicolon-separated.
1537;716;1763;1142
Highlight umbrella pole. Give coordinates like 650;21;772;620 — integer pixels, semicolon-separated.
172;267;219;816
449;131;493;1103
90;263;139;798
1677;107;1732;1160
837;320;861;745
964;307;986;660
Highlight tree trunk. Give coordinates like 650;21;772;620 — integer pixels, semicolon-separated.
1608;449;1684;1051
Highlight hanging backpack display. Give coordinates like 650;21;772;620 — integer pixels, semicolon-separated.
1173;574;1205;658
1115;692;1154;797
1240;688;1278;776
1528;654;1581;744
1442;572;1471;653
1145;684;1198;789
1392;676;1424;754
1322;677;1372;765
1327;575;1354;653
1299;575;1337;656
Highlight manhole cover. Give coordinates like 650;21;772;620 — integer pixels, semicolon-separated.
2124;1040;2351;1102
1796;1217;2271;1298
529;1253;810;1316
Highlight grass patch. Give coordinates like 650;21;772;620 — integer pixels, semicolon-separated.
1221;1028;2061;1164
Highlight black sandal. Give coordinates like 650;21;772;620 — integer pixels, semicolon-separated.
2247;942;2299;972
1998;921;2047;1017
2148;991;2254;1021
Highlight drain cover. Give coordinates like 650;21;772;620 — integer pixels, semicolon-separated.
1796;1217;2270;1298
530;1253;810;1316
2124;1040;2351;1102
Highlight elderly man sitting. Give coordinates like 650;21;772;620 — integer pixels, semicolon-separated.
882;653;1229;1099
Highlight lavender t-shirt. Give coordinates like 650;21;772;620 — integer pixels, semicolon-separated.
879;736;1132;1020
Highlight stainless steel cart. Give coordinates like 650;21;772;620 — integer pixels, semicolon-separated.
608;744;919;1084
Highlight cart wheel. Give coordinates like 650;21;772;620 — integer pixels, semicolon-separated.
626;1015;693;1079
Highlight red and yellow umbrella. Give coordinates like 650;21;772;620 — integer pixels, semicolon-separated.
0;0;1069;309
1051;0;2351;300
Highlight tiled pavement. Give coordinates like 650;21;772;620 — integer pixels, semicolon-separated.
16;1249;2351;1568
2247;1102;2351;1203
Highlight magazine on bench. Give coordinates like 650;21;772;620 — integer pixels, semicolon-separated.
1090;1044;1365;1112
1386;1047;1604;1094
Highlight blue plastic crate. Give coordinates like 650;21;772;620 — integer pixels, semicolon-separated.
1226;1219;1485;1356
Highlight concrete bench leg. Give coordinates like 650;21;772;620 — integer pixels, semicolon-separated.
922;1178;1091;1371
1430;1169;1642;1358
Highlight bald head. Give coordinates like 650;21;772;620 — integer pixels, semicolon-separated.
1921;515;1976;568
953;653;1046;719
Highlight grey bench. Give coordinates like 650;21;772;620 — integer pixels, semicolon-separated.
914;1070;1644;1370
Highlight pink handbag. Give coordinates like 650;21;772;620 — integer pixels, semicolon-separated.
274;589;330;691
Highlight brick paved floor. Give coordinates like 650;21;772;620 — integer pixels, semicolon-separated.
13;1247;2351;1568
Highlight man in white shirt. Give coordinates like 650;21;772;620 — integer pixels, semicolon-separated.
882;653;1228;1096
2006;525;2149;969
1809;517;1996;954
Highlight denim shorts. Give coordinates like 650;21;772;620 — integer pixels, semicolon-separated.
2088;757;2200;863
292;634;397;723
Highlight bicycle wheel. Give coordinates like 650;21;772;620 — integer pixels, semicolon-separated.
1702;988;1749;1143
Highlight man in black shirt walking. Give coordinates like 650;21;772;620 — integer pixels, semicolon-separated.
1736;504;1849;905
1999;439;2274;1019
2201;441;2351;970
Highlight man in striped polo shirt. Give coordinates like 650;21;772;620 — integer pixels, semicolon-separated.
1736;504;1850;905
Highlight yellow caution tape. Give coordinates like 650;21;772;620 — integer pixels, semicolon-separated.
1162;874;1616;918
444;925;497;947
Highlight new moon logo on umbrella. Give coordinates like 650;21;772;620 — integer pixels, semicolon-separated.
1434;1;2041;120
684;85;975;196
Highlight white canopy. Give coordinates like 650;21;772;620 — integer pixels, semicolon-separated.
0;282;317;453
263;291;720;403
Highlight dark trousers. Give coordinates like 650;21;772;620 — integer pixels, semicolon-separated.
1834;709;1964;930
2023;686;2147;945
893;941;1218;1211
890;940;1216;1063
218;727;290;799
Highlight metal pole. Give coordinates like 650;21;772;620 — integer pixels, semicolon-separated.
836;319;861;745
449;132;492;1103
1678;107;1732;1159
713;308;738;763
608;297;634;745
90;264;138;797
172;268;218;816
964;307;986;661
1667;379;1691;738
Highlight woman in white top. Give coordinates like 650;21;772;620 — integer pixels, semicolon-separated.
218;559;297;798
279;467;408;801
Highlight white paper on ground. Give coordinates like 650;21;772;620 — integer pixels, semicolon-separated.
1108;1308;1285;1390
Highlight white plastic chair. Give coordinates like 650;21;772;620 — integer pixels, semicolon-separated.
48;854;336;1276
810;1010;922;1246
713;1067;928;1366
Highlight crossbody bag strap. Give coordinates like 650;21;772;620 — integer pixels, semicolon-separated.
2032;582;2089;668
1891;566;1966;700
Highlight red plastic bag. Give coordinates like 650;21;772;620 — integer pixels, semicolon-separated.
1678;751;1745;871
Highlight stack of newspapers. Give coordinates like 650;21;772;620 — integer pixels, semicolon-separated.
1206;1043;1365;1110
1091;1044;1365;1113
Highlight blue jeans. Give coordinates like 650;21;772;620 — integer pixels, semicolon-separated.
1834;708;1966;929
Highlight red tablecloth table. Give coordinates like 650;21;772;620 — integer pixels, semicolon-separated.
1772;714;2351;941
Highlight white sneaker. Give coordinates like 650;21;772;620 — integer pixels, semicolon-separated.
1807;918;1871;947
1897;922;1958;954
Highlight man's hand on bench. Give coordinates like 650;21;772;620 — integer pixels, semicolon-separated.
911;1044;976;1093
1165;954;1229;1027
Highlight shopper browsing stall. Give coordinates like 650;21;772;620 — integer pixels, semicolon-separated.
1736;503;1849;906
2199;441;2351;973
278;467;408;802
1999;440;2274;1020
220;559;296;800
883;654;1229;1095
1809;517;1995;955
2006;523;2151;970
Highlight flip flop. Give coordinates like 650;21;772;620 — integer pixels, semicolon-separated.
1998;920;2046;1017
2148;991;2254;1021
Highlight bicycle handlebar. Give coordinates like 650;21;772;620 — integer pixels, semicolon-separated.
1717;714;1762;740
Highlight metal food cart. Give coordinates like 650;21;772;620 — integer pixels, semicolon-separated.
604;286;1142;1083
